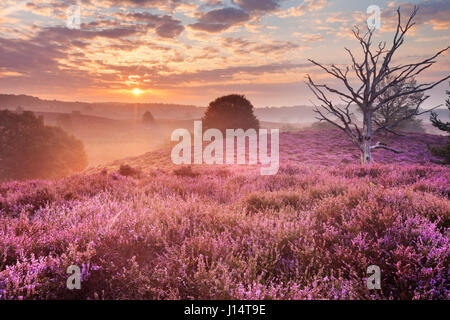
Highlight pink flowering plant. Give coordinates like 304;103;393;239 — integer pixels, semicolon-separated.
0;130;448;300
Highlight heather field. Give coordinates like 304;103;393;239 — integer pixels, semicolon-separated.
90;129;449;173
0;130;448;300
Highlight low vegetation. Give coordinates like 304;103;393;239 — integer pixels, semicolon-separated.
0;130;448;299
0;110;88;181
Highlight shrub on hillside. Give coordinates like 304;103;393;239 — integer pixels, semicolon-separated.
173;166;199;178
142;111;155;124
0;110;88;181
202;95;259;132
118;164;141;178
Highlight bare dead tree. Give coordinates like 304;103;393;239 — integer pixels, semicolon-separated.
306;6;450;164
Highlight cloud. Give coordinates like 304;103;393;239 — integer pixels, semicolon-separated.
0;0;448;106
155;21;184;37
0;23;146;85
101;0;186;10
38;26;143;42
376;1;450;32
403;1;450;30
279;0;327;17
252;42;300;54
188;0;285;33
223;37;300;55
189;7;250;33
0;37;63;72
233;0;281;13
300;33;324;42
147;63;309;86
122;12;185;38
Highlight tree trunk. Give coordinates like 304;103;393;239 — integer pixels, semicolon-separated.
360;111;373;164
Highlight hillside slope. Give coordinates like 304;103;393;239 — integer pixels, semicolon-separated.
88;129;448;173
0;130;448;300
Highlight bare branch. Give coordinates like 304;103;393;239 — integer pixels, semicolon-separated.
371;142;403;154
306;75;362;147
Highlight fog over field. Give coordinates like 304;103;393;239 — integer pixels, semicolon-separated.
1;94;448;165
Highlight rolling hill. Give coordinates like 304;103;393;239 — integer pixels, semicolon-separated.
0;129;448;300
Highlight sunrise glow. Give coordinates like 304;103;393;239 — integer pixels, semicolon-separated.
0;0;447;106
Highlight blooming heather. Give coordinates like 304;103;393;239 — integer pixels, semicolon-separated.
0;130;448;300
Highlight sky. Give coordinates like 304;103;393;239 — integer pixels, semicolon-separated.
0;0;449;107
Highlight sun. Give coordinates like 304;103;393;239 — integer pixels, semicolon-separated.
133;88;142;96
